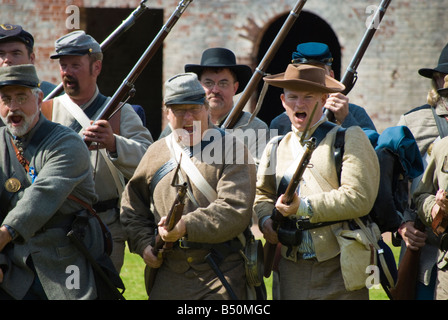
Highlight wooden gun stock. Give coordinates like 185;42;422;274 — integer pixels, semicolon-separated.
145;181;188;295
432;206;448;236
263;138;316;278
152;182;188;255
389;218;425;300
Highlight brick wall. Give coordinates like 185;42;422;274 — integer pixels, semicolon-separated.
1;0;446;132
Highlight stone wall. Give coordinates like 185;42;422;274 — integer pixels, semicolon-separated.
1;0;446;132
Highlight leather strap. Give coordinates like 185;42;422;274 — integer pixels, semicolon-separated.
10;138;30;173
40;97;121;135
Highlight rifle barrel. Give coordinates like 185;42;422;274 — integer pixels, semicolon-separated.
340;0;392;94
326;0;392;121
221;0;308;129
262;138;316;277
93;0;193;124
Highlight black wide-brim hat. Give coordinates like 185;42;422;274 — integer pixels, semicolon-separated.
184;47;252;94
418;43;448;78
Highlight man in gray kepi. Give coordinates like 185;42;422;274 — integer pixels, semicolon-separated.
43;30;154;273
0;23;58;127
0;64;119;299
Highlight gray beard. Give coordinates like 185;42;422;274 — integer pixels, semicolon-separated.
1;111;38;137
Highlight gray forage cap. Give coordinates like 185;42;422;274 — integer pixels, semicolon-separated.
50;30;101;59
164;72;206;106
0;64;39;88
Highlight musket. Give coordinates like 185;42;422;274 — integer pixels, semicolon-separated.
262;102;318;278
221;0;308;129
145;159;188;296
85;0;193;148
325;0;392;121
43;0;151;101
431;194;448;237
389;217;425;300
263;137;316;278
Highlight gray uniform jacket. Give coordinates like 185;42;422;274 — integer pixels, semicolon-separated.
0;115;102;299
49;89;153;225
414;136;448;270
397;102;447;285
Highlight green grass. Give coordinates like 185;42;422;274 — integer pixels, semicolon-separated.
120;247;147;300
120;240;401;300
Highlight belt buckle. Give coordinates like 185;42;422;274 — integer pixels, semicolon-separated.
178;237;190;249
296;218;309;231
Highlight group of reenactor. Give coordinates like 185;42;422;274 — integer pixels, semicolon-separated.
1;19;448;301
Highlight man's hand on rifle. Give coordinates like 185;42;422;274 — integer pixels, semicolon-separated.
432;189;448;219
324;93;349;125
261;218;279;245
143;244;163;268
398;221;427;251
275;193;300;217
158;216;186;243
83;119;117;152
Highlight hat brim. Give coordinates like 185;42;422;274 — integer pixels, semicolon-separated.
0;36;33;48
418;64;448;78
438;87;448;96
264;72;345;93
0;80;38;88
50;49;96;59
184;64;252;94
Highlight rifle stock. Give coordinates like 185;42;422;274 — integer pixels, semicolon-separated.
263;137;316;278
389;218;425;300
221;0;307;129
145;181;188;295
432;205;448;236
43;0;150;101
86;0;193;147
325;0;392;121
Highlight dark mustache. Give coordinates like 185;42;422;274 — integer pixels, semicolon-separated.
63;76;78;83
208;93;222;99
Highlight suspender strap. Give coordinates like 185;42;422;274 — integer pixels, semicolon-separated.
150;158;178;197
277;121;338;196
69;93;107;132
431;106;448;138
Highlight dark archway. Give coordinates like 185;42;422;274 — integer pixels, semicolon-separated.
255;10;341;127
81;7;163;137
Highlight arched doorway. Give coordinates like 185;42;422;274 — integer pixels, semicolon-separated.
82;7;163;137
254;10;341;127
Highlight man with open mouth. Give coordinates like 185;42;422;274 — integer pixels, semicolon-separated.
121;72;258;300
0;64;116;300
255;63;380;300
